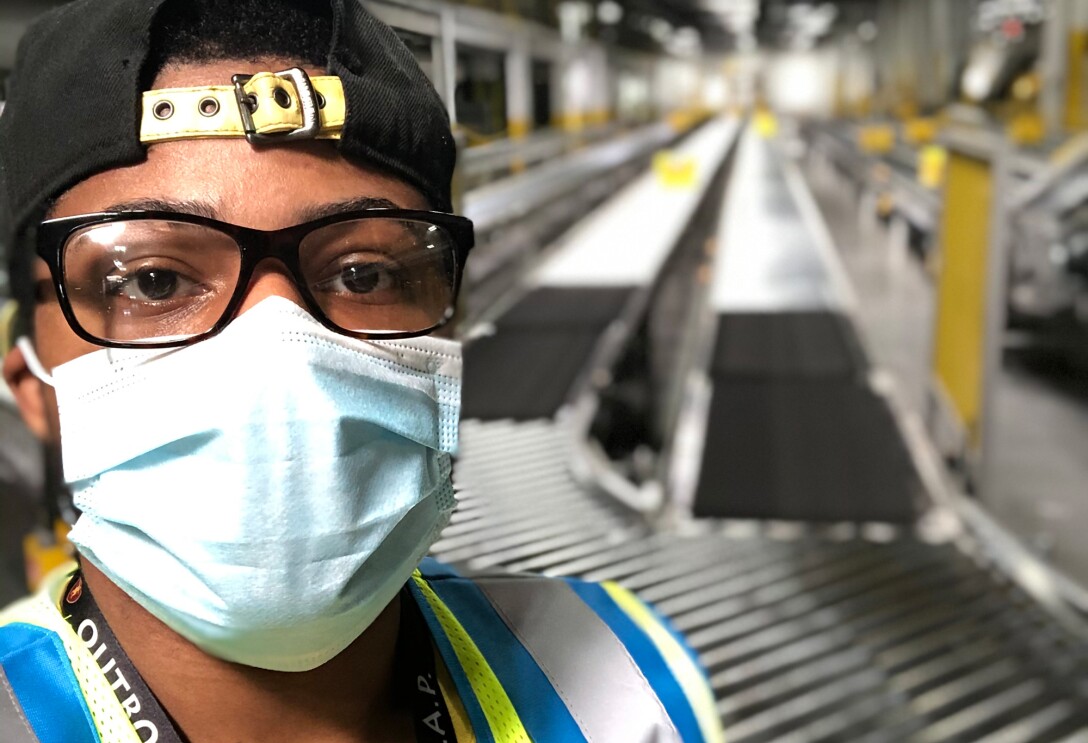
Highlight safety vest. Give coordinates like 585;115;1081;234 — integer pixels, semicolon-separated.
0;558;723;743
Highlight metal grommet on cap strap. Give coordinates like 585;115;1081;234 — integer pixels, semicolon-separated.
152;100;174;120
198;96;220;117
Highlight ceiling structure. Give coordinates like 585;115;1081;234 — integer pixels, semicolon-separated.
604;0;880;53
0;0;884;68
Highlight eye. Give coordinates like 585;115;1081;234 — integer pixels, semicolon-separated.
339;262;393;295
315;259;400;298
104;267;201;302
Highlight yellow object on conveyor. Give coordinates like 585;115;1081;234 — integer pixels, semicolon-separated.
754;110;778;138
858;124;896;154
903;118;939;145
1008;111;1047;145
918;146;948;190
668;108;712;133
653;151;698;189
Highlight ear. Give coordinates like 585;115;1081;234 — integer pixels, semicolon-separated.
2;344;52;441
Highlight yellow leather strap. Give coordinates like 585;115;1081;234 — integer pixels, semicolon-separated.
140;71;345;144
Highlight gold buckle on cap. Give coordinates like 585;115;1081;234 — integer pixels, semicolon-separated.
232;67;321;145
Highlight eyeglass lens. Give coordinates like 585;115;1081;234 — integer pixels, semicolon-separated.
60;218;458;344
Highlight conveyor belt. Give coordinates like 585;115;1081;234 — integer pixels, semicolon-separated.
693;130;924;524
434;420;645;570
439;420;1088;742
693;378;923;523
709;313;867;378
463;118;741;422
692;313;923;523
444;123;1088;740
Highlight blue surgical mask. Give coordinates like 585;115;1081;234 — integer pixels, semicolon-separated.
20;297;461;672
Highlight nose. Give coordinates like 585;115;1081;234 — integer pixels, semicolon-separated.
234;259;309;316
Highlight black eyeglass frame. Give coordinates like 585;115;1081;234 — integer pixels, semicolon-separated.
35;208;476;349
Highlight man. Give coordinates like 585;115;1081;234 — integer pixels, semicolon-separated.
0;1;723;741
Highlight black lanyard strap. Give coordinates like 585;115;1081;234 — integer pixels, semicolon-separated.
398;587;456;743
59;572;456;743
61;573;183;743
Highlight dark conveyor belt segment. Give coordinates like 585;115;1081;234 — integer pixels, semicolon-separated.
462;287;633;421
692;130;925;524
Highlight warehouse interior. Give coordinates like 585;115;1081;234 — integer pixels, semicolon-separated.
3;0;1088;739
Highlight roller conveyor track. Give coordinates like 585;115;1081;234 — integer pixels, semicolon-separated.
437;420;1088;743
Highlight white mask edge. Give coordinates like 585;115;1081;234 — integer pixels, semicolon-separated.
15;336;55;388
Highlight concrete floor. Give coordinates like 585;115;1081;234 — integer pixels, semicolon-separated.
803;148;1088;591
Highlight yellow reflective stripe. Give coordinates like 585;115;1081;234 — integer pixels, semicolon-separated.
602;582;725;743
411;573;530;743
140;75;345;144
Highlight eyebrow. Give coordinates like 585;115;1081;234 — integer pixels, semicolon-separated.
102;198;219;219
100;196;406;224
294;197;405;222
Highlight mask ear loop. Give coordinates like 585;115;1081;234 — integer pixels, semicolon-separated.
16;337;56;388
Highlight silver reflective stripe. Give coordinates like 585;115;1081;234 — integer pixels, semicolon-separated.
477;577;682;743
0;665;40;743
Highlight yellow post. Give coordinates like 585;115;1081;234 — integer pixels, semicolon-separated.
929;134;1007;468
554;111;585;133
586;109;611;128
507;118;531;140
1066;28;1088;131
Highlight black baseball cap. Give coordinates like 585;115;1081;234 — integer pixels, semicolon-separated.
0;0;457;244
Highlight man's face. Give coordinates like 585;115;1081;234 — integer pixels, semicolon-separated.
4;59;431;442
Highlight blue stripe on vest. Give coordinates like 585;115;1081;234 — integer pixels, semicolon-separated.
422;575;587;743
419;557;462;581
660;606;706;674
0;622;100;743
565;580;706;743
407;577;496;743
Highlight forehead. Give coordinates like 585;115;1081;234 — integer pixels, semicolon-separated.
48;59;429;229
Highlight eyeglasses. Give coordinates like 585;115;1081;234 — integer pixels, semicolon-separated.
35;209;475;349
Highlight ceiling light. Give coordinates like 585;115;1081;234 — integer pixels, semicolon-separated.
597;0;624;25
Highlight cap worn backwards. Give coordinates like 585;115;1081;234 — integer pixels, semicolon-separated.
0;0;456;239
